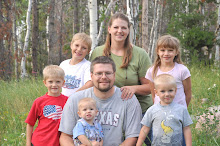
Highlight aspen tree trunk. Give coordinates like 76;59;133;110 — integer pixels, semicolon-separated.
97;0;117;45
127;0;139;45
32;0;39;77
186;0;189;14
215;0;220;67
88;0;98;51
149;0;158;60
12;0;19;80
142;0;148;52
21;0;32;78
150;1;160;61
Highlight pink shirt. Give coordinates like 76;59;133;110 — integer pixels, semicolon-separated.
145;62;191;108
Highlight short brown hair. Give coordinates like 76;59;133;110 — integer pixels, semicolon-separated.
71;33;92;51
43;65;65;81
154;74;176;89
90;56;116;73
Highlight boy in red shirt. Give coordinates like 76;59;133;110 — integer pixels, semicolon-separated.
25;65;68;146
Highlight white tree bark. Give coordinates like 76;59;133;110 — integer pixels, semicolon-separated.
186;0;189;14
46;16;49;54
127;0;139;45
150;0;160;61
13;0;19;80
97;0;117;45
215;0;220;67
88;0;98;51
21;0;32;78
149;0;158;60
142;0;148;52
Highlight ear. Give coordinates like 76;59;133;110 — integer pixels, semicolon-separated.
77;111;81;118
154;89;158;96
108;26;111;34
43;80;46;86
62;80;65;86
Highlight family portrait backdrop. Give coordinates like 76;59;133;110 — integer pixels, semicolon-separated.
0;0;219;145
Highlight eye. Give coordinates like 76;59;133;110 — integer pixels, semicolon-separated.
83;109;86;111
122;27;127;30
82;47;87;50
90;108;94;110
160;49;165;52
160;90;165;93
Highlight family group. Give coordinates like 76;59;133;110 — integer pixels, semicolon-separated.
25;12;192;146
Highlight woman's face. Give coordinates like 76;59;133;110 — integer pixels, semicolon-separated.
108;18;129;43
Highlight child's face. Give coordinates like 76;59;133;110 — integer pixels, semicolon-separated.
78;102;98;125
43;77;65;97
157;47;177;64
154;83;177;106
71;40;89;62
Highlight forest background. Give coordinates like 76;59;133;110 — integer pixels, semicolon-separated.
0;0;220;145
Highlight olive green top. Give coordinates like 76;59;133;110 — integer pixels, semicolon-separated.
90;45;153;113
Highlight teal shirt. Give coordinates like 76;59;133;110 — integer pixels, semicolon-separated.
90;45;153;113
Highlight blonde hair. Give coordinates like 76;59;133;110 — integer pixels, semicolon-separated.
43;65;65;81
153;35;183;78
78;98;97;110
103;12;132;68
154;74;176;89
71;33;92;52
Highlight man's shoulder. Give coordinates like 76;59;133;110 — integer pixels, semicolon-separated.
69;88;93;101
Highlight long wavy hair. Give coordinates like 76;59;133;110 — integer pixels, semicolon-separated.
152;35;183;78
103;12;132;68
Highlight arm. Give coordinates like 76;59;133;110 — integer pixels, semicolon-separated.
120;77;151;100
120;137;137;146
149;80;155;103
182;77;192;107
59;132;74;146
183;126;192;146
26;124;33;146
76;81;93;92
136;126;150;146
77;135;101;146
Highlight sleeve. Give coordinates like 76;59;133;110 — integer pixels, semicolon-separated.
141;107;153;128
83;62;91;84
25;99;39;126
59;97;79;135
137;47;152;78
181;65;191;81
73;122;85;139
145;67;154;82
89;46;103;61
124;95;142;139
182;108;193;127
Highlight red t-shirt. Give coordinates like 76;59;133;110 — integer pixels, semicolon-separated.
25;93;68;146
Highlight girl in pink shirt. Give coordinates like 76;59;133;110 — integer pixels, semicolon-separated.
145;35;192;108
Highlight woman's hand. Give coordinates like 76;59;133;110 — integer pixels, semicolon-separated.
120;86;135;100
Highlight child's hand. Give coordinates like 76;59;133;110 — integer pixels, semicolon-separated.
91;141;101;146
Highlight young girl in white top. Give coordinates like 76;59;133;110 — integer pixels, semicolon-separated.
145;35;192;108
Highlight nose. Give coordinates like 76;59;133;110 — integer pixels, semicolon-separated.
118;27;122;32
164;50;169;55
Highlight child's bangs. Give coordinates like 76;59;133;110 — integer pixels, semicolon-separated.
158;38;178;50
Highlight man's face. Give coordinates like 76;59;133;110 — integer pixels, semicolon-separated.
91;63;115;92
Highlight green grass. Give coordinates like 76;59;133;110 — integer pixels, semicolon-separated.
0;64;219;145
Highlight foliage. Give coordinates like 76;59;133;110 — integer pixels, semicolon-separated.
167;12;216;63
